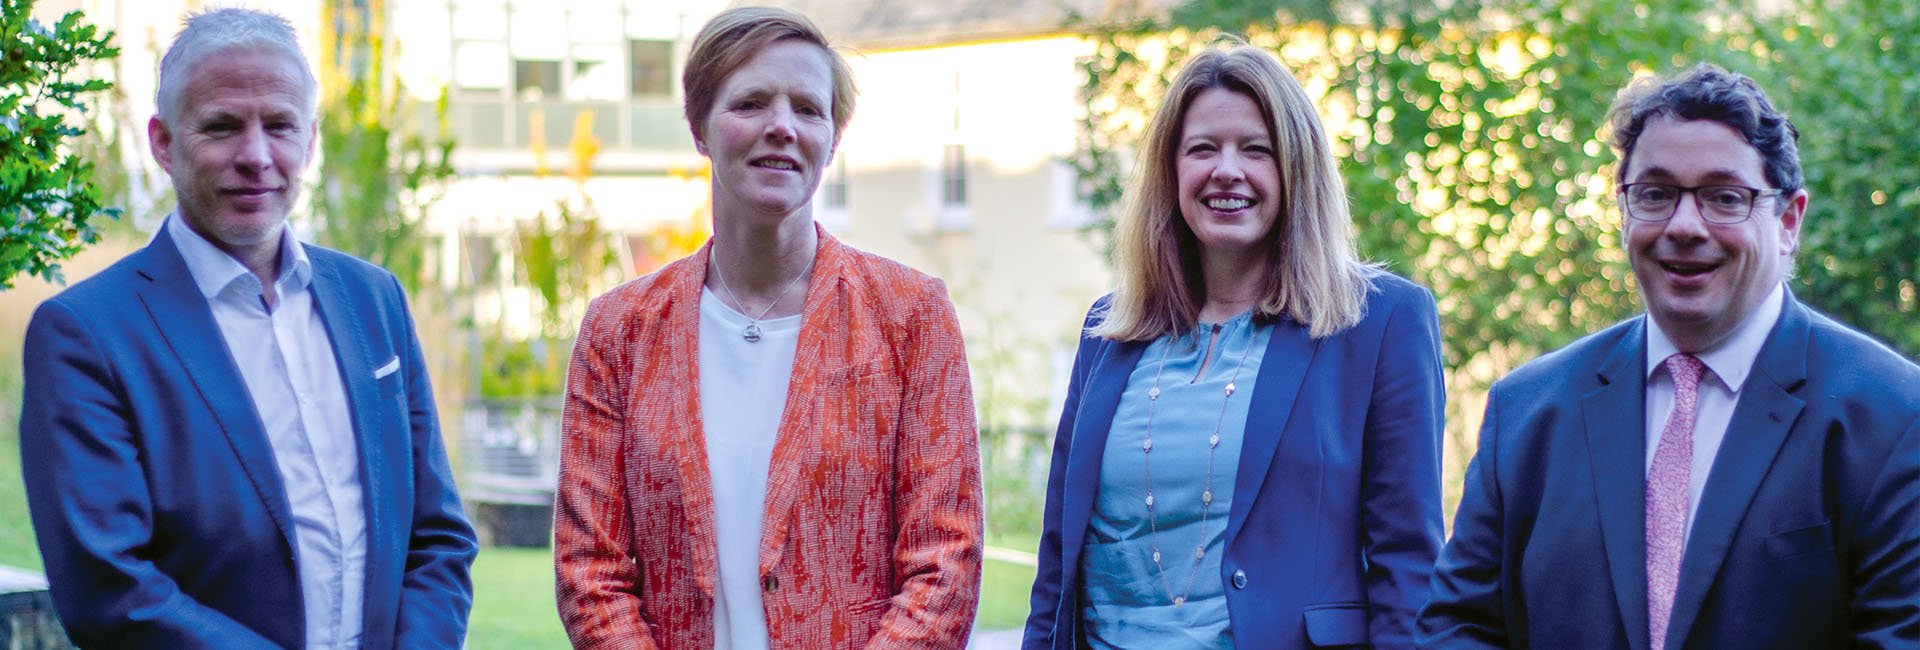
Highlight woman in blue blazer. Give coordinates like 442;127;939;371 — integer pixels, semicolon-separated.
1023;42;1445;650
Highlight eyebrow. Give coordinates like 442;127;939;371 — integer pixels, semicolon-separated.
1627;165;1756;184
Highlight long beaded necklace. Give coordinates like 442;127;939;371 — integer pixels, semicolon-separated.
710;250;815;343
1140;321;1256;607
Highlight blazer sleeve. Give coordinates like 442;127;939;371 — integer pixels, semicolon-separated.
1851;415;1920;647
1415;385;1510;649
1021;302;1102;650
19;300;282;650
1359;286;1448;649
867;278;985;649
388;276;480;649
553;297;660;650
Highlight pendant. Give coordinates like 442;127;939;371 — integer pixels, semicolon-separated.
743;323;763;343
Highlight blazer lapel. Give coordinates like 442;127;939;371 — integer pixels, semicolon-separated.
134;227;295;548
1581;318;1651;650
1224;318;1314;544
757;231;839;574
662;243;721;596
1663;295;1808;650
307;253;388;560
1057;336;1147;579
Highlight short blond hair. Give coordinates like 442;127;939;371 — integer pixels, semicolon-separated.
1094;42;1371;341
155;7;316;124
682;6;856;144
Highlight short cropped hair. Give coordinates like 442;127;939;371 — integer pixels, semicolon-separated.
155;7;318;124
1607;63;1802;195
681;6;856;144
1093;42;1371;341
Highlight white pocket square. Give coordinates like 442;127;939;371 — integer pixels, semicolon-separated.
373;356;400;380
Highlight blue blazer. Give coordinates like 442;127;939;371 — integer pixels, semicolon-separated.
1418;292;1920;649
1025;272;1446;650
19;227;478;649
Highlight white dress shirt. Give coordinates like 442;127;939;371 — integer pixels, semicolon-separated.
169;215;367;650
1643;282;1785;547
697;287;802;650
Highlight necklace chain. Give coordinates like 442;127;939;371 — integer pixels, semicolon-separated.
710;248;815;343
1141;321;1256;607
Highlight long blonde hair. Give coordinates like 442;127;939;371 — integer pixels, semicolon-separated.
1092;42;1371;341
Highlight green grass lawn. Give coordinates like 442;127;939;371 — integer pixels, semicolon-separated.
0;416;44;572
468;546;1036;648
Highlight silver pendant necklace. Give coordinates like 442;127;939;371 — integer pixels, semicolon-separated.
1140;320;1255;607
710;249;815;342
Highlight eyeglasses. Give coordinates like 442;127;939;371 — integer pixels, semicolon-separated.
1619;182;1784;224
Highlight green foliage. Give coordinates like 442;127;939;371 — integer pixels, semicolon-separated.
514;198;619;340
0;0;119;289
1077;0;1918;376
475;334;569;399
310;0;454;294
1757;0;1920;357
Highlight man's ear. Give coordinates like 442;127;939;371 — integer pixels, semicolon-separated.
1779;188;1807;256
148;116;174;175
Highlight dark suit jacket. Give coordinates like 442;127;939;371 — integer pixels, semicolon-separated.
19;226;478;649
1025;272;1447;650
1418;291;1920;649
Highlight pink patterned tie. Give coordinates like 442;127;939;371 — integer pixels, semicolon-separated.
1647;353;1704;650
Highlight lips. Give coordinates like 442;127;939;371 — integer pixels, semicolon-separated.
750;156;800;172
1203;193;1254;213
1658;258;1722;287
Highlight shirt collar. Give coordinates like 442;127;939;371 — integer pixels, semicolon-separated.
166;213;312;300
1644;281;1785;391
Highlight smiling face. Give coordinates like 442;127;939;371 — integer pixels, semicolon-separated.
149;47;315;258
1622;115;1804;352
695;38;836;226
1176;88;1282;265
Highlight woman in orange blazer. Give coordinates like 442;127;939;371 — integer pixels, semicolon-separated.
553;7;984;649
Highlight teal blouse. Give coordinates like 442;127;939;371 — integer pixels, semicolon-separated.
1080;311;1272;649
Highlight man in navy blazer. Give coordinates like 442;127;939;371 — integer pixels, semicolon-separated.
19;8;476;649
1418;64;1919;649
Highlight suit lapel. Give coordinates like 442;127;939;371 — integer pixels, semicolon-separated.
1225;318;1314;544
757;231;838;575
1581;318;1651;650
663;243;721;596
307;253;387;564
1664;296;1808;650
134;227;295;548
1057;336;1147;579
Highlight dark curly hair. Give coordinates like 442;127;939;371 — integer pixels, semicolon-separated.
1607;63;1802;196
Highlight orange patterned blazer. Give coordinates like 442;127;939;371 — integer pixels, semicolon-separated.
554;228;984;649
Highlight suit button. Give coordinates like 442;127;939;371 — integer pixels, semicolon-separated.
763;575;778;592
1232;570;1248;589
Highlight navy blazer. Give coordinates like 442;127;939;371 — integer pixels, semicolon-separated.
1418;292;1920;649
1025;272;1446;650
19;226;478;649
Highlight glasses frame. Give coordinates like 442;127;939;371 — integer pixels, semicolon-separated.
1618;182;1785;225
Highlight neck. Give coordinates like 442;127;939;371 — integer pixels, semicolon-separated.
192;219;285;308
1197;246;1266;323
707;213;818;320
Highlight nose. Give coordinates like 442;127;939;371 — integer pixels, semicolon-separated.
1662;190;1710;241
1210;148;1246;184
763;100;797;143
233;123;273;173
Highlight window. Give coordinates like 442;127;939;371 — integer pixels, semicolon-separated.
941;144;967;207
514;59;562;100
629;39;672;98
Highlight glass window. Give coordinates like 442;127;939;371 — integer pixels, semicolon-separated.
516;59;562;100
823;155;848;209
629;39;672;98
455;41;509;91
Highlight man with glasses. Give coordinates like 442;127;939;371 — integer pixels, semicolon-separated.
1417;63;1919;649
